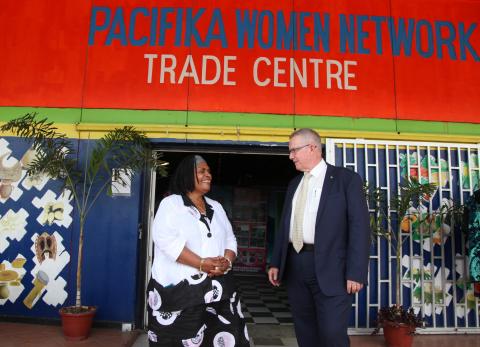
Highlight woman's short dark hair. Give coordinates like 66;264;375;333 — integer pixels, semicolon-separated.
169;155;205;195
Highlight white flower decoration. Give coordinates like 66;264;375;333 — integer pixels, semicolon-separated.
148;288;162;311
147;330;157;342
204;280;223;303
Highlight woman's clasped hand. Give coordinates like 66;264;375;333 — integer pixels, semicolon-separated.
200;256;233;276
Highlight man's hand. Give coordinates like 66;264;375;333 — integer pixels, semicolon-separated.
268;267;281;286
346;280;363;294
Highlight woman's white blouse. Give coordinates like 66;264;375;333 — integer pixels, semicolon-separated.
151;194;237;286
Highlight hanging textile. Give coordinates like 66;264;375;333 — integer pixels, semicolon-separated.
464;191;480;292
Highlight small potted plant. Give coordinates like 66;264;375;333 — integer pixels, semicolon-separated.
367;178;439;347
1;113;166;340
373;305;423;346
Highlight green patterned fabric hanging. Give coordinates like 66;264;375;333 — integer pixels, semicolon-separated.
466;194;480;282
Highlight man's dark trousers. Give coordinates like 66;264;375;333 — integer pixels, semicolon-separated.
285;247;353;347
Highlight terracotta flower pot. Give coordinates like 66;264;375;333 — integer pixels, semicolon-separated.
383;321;415;347
59;306;97;340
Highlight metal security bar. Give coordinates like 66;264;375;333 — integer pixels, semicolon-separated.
326;139;480;333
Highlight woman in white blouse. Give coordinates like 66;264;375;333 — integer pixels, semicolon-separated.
146;155;249;347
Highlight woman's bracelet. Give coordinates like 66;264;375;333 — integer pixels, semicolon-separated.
199;258;205;272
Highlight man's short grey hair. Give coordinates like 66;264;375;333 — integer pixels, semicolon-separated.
290;128;322;150
194;155;207;165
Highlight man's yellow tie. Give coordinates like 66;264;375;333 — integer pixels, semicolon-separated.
292;173;311;253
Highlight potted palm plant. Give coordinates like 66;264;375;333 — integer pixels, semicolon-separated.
1;113;166;340
367;178;446;347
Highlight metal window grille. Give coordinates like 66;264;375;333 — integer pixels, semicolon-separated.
326;138;480;333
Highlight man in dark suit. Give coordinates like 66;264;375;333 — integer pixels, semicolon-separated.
268;128;370;347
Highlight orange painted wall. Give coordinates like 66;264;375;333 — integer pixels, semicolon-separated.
0;0;479;123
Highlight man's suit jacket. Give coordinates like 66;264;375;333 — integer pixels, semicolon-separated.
270;163;371;296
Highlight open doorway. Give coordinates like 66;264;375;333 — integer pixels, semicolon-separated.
139;145;298;328
137;144;297;327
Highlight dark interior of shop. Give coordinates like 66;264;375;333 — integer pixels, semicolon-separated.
155;151;296;191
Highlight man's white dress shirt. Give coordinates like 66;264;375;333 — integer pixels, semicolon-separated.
289;159;327;245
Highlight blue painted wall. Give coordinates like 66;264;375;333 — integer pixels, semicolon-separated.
0;137;144;323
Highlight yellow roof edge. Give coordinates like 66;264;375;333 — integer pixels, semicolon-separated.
1;122;479;144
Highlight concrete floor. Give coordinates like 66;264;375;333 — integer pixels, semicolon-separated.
130;327;480;347
1;321;139;347
3;321;480;347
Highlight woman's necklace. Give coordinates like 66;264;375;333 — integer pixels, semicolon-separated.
189;196;212;237
187;193;205;212
192;200;206;215
195;201;212;237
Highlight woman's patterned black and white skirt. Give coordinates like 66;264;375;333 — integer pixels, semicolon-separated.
147;272;250;346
